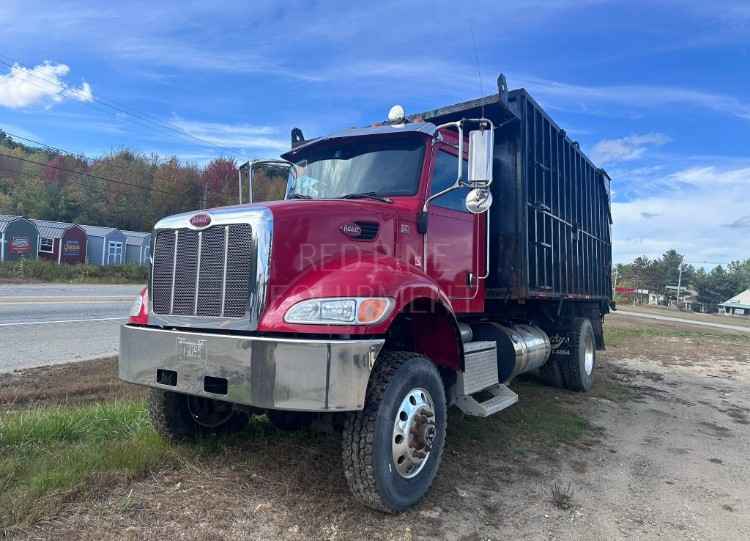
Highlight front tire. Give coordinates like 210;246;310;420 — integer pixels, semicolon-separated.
149;390;250;440
342;351;447;513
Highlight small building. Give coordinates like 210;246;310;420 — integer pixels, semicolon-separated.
122;230;151;266
718;289;750;316
0;214;39;262
82;225;127;266
32;219;87;264
648;292;665;305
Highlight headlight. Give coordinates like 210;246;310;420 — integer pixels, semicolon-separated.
284;297;394;325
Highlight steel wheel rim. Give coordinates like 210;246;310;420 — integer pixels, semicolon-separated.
187;396;234;428
584;333;595;375
392;387;436;479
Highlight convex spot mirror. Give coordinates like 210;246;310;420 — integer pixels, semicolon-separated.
468;128;494;186
465;188;493;214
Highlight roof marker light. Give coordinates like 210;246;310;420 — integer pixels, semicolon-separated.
387;105;405;124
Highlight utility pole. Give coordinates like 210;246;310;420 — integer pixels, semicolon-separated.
676;265;683;311
612;267;619;298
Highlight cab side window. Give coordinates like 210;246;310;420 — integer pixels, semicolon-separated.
429;150;469;212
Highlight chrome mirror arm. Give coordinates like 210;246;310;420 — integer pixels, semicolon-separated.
239;159;298;204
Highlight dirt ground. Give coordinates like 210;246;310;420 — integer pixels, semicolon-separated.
2;314;749;540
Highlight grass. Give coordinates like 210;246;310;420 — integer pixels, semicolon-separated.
0;400;331;530
604;325;746;347
550;481;575;510
449;379;594;456
0;259;147;284
0;400;171;528
0;375;600;531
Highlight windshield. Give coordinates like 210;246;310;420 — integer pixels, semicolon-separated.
286;134;425;199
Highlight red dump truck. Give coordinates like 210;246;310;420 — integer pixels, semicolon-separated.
120;75;612;512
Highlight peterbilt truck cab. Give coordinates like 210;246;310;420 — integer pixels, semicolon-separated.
120;77;612;512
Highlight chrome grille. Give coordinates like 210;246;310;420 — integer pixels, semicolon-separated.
151;230;175;314
151;224;255;317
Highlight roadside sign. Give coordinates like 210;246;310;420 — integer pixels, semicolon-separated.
63;239;81;256
9;236;32;255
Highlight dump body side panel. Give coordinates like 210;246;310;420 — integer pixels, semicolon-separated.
506;90;611;301
414;90;611;304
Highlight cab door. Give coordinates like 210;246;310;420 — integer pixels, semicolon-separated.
425;145;482;310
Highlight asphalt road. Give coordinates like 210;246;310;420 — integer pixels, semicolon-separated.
613;309;750;333
0;283;144;373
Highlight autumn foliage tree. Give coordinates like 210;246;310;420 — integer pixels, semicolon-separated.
0;132;253;231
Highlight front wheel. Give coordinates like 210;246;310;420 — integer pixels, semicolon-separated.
342;351;447;513
149;390;250;440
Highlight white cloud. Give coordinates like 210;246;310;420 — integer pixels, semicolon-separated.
114;38;321;81
513;75;750;121
170;118;289;153
724;216;750;229
591;133;671;164
612;164;750;265
0;62;93;109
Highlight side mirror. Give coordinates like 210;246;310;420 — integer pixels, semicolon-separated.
468;128;494;187
249;161;294;203
465;188;493;214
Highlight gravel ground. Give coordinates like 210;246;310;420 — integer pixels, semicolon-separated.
2;315;749;540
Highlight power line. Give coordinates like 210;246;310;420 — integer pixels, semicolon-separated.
0;55;240;153
0;129;152;179
0;130;68;156
0;151;172;196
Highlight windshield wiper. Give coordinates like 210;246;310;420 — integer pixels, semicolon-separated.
340;192;393;204
289;193;313;199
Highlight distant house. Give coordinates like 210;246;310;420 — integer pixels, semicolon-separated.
648;292;665;305
81;225;127;266
32;219;87;264
0;214;39;262
718;289;750;316
122;230;151;266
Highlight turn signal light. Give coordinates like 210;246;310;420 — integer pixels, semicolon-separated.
358;298;391;324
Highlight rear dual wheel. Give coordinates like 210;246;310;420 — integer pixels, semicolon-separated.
342;351;447;513
544;317;596;392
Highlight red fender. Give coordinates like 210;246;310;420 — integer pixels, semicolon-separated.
259;251;456;336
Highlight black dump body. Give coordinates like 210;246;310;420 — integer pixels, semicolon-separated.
415;84;612;304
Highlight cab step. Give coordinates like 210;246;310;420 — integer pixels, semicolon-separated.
455;339;519;417
455;383;519;417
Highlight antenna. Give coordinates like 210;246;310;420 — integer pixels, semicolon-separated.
468;19;486;120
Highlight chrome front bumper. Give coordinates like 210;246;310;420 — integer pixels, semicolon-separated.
119;325;385;412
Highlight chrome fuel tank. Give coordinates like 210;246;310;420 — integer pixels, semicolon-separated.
472;322;551;382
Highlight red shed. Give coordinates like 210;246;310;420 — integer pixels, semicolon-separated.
32;219;88;264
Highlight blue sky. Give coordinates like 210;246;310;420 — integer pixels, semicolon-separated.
1;0;749;265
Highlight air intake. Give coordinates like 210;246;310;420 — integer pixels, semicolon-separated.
354;221;379;241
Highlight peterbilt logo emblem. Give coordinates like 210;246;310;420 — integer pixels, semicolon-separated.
190;213;212;228
339;223;362;238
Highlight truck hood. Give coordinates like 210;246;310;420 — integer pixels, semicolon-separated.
262;199;399;296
